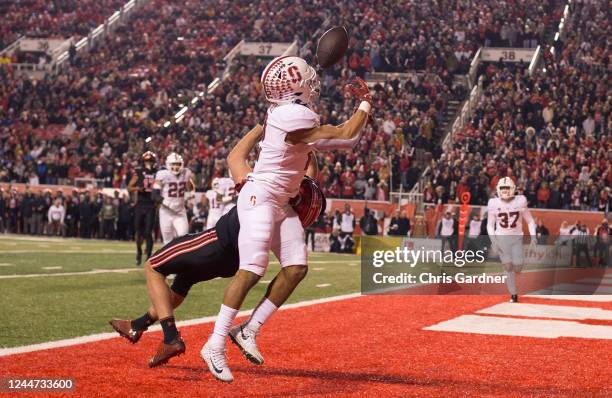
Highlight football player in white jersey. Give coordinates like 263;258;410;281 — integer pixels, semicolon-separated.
219;177;236;215
204;178;234;229
487;177;537;303
201;55;372;383
153;153;194;245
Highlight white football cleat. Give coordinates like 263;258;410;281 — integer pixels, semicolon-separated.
229;322;264;365
200;342;233;383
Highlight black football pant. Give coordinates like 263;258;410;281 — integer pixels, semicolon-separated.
135;206;156;258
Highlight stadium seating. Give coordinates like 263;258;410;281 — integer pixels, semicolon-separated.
421;0;610;210
0;0;127;49
1;0;608;217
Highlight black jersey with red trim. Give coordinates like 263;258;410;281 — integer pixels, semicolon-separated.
147;204;240;296
135;167;157;207
215;205;239;251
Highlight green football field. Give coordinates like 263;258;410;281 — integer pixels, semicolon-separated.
0;235;361;348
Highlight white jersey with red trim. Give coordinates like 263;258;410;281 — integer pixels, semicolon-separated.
219;177;236;215
206;189;225;228
487;195;531;236
155;168;192;212
250;103;320;202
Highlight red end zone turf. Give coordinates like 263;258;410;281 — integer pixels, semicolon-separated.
1;295;611;397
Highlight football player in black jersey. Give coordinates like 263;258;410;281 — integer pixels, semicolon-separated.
109;125;325;368
128;151;158;265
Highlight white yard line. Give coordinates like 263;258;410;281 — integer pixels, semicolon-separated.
0;268;142;279
0;260;357;280
424;314;612;339
476;302;612;320
524;294;612;302
0;292;362;357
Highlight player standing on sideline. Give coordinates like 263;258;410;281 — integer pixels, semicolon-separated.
153;153;194;244
487;177;537;303
204;178;233;229
128;151;158;265
219;177;237;215
201;55;372;383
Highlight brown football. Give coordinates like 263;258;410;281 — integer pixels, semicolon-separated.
316;26;349;69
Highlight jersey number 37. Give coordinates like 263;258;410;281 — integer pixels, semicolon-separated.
498;211;519;228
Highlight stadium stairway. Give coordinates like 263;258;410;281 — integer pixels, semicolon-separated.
440;99;462;136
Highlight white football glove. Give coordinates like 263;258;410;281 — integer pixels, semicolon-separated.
162;198;184;213
184;191;195;201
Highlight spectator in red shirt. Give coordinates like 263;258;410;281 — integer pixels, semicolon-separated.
537;182;551;208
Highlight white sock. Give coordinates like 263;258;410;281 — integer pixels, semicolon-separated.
505;271;517;295
246;298;278;333
209;304;238;348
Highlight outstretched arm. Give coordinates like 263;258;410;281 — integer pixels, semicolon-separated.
287;109;368;144
286;77;372;145
311;127;364;151
227;124;264;184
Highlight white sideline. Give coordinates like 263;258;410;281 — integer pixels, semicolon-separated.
0;260;356;280
0;292;362;357
0;268;141;279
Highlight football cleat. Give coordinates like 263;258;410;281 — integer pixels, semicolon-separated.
510;294;518;303
201;342;234;383
229;322;264;365
148;335;186;368
109;319;144;344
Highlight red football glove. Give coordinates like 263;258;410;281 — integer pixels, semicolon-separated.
346;77;372;104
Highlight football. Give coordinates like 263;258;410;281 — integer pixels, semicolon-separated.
316;26;349;69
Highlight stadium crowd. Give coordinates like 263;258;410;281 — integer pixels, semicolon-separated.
1;0;607;212
421;0;611;211
0;0;127;49
0;0;328;190
327;0;563;74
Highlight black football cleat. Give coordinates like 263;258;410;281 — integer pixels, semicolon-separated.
510;294;518;303
109;319;144;344
148;335;186;367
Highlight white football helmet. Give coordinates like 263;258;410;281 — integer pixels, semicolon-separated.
211;177;221;192
261;56;320;108
496;177;516;201
165;152;184;175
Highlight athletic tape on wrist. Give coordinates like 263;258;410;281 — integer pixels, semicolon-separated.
358;101;371;114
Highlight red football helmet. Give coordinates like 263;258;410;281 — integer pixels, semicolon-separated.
142;151;157;164
290;176;327;228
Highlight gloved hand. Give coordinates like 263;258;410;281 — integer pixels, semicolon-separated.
346;77;372;104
